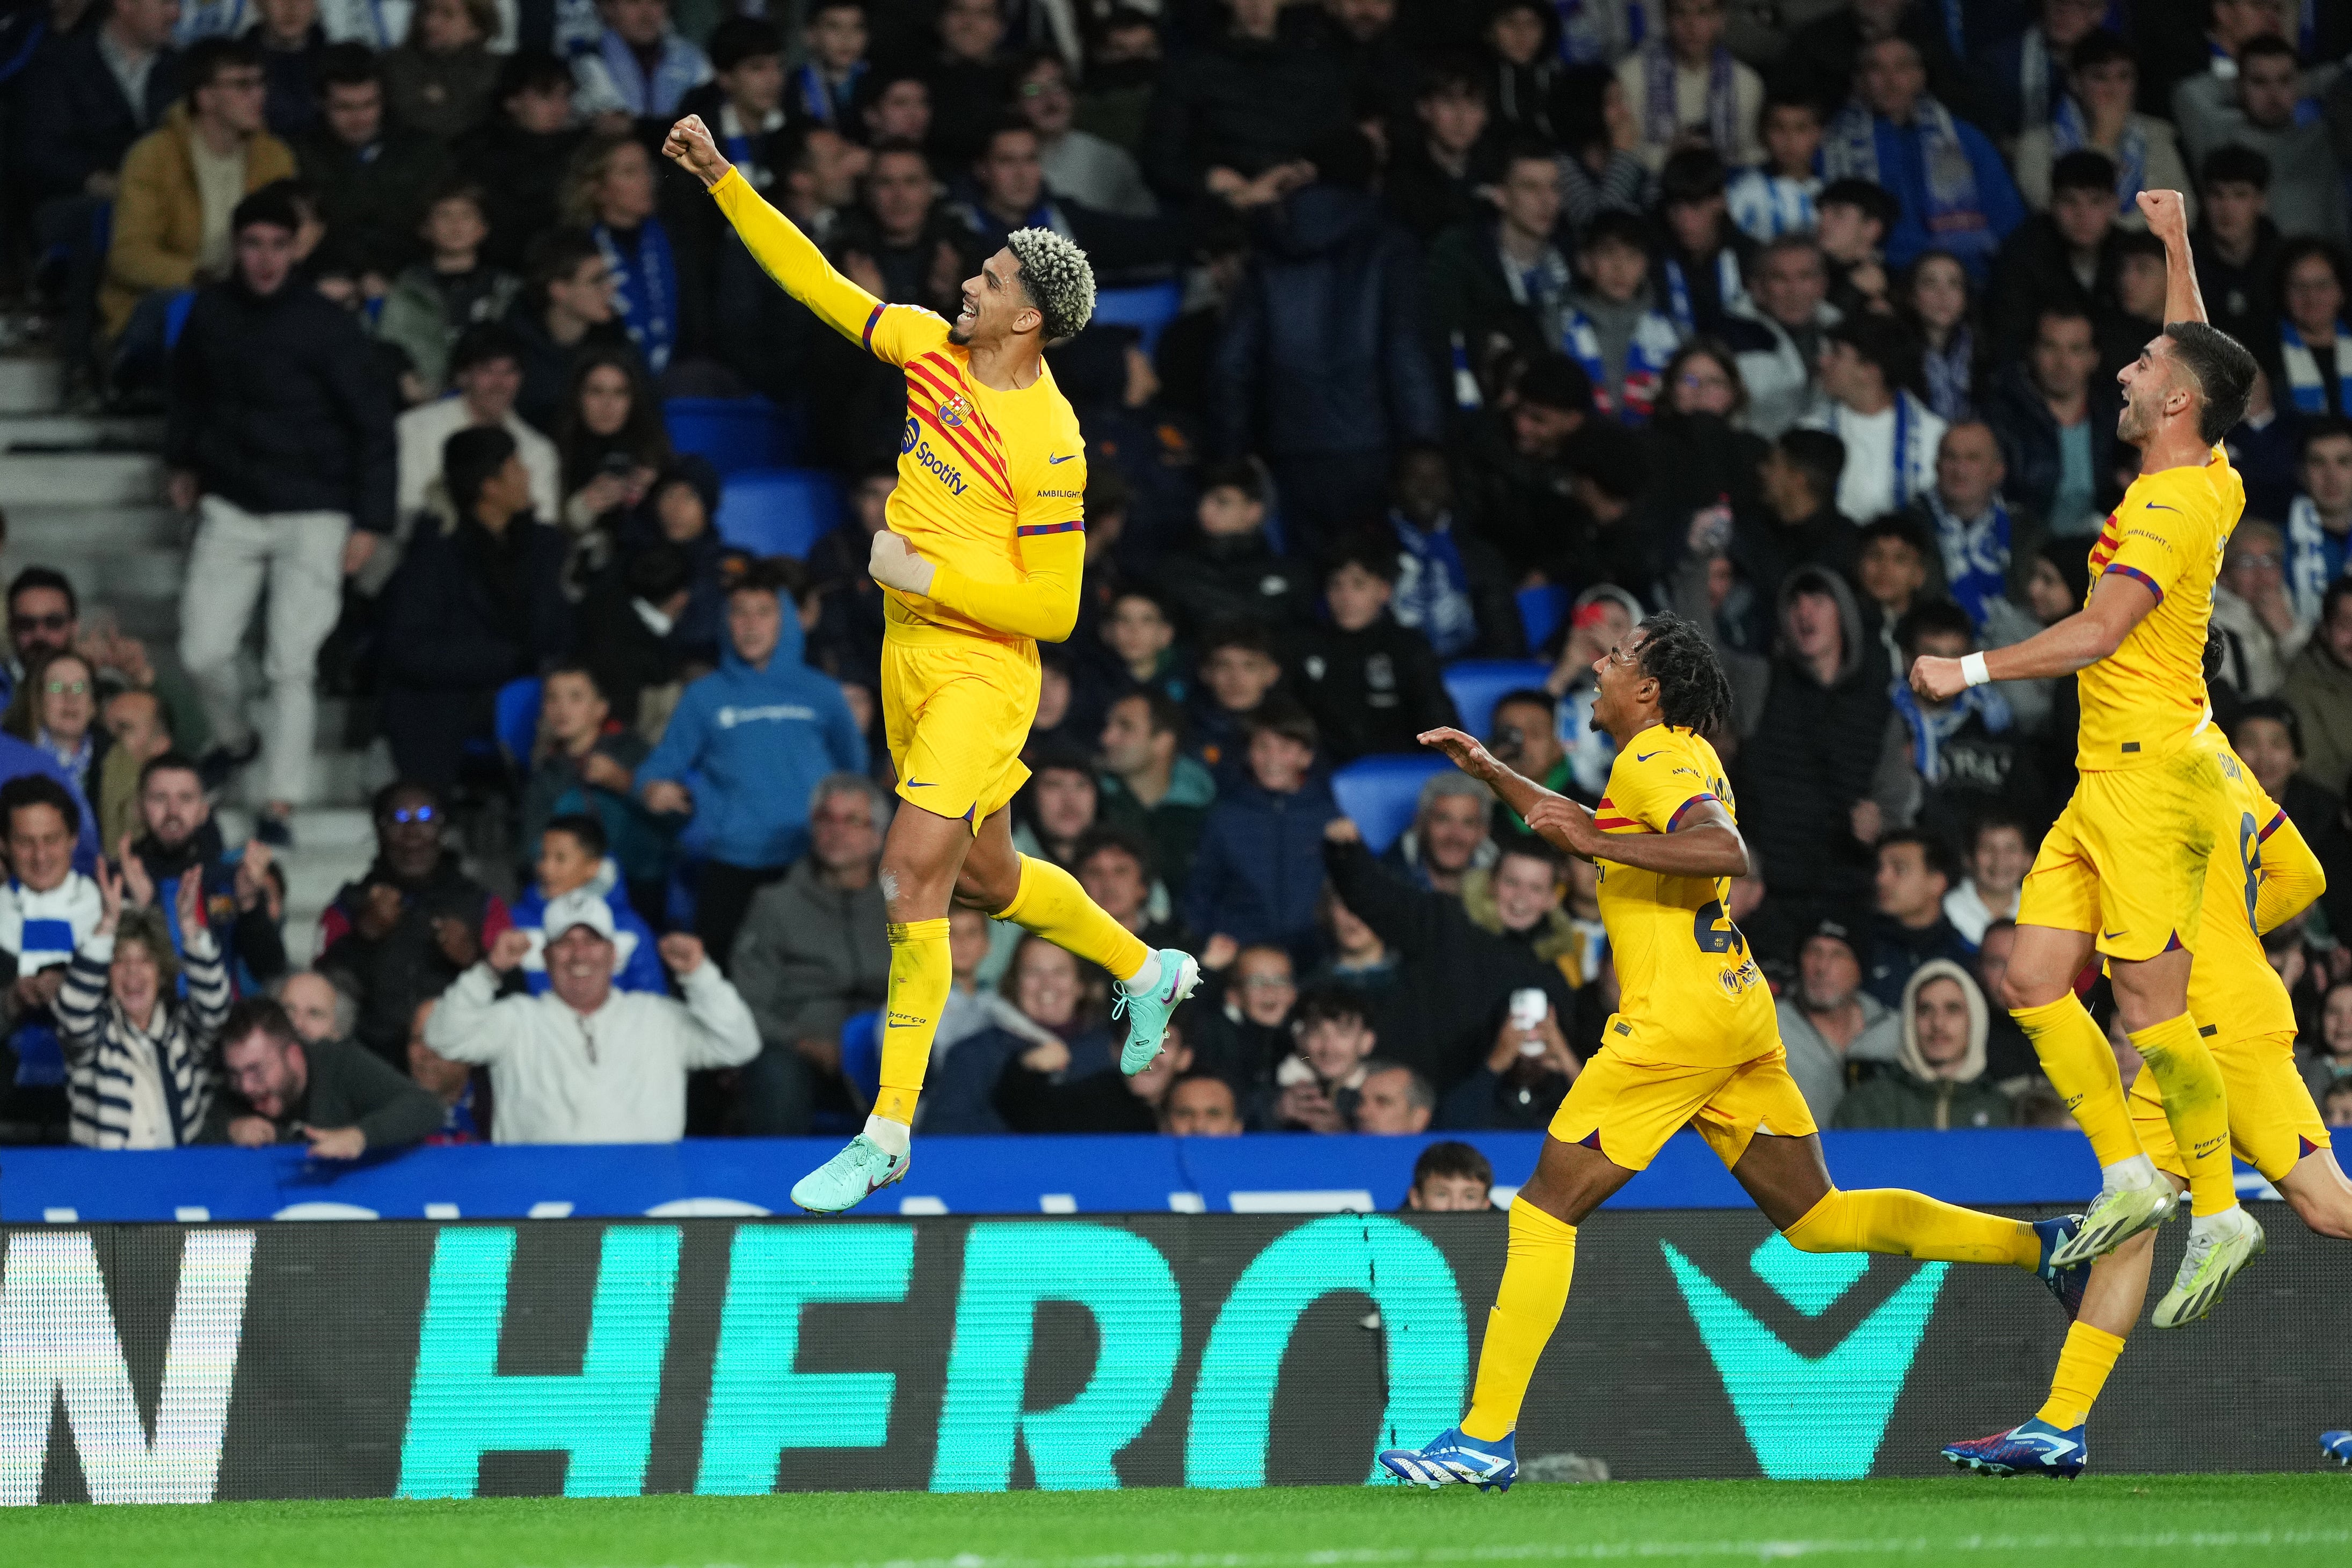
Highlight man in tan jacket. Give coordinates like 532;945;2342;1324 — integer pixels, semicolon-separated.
100;37;295;345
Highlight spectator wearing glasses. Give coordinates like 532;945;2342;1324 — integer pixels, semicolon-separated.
3;650;109;807
426;914;756;1143
3;568;210;762
206;995;443;1155
101;37;297;360
2211;519;2306;701
316;781;513;1070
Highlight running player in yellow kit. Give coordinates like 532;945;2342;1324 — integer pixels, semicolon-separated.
1942;723;2352;1477
1910;189;2264;1312
1377;616;2086;1492
661;115;1198;1212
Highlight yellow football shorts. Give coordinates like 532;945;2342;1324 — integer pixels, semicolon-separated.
2018;745;2227;963
1548;1035;1819;1171
2129;1027;2331;1182
879;630;1038;832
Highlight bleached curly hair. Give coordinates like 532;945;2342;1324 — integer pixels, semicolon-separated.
1004;227;1096;343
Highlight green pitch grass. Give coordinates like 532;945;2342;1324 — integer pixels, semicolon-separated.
5;1475;2348;1568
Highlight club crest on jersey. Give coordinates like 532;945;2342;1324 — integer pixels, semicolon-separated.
938;393;973;428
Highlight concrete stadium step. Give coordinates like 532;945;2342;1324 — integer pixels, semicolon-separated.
0;412;163;451
0;357;62;416
0;451;163;506
4;502;185;552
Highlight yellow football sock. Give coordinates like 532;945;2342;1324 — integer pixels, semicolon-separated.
1783;1188;2042;1268
872;918;951;1126
1460;1200;1576;1442
2129;1013;2235;1217
2013;993;2143;1168
995;854;1152;982
2035;1322;2126;1429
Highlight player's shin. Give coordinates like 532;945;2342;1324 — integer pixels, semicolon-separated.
995;854;1152;984
1460;1199;1577;1442
2036;1322;2127;1429
870;917;953;1150
2128;1014;2237;1219
1782;1187;2042;1268
2013;994;2145;1170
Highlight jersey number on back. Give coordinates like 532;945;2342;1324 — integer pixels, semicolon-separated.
1693;899;1747;956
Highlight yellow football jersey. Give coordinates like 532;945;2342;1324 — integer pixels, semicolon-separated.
2077;445;2244;771
861;305;1087;641
1593;726;1775;1067
2187;740;2309;1043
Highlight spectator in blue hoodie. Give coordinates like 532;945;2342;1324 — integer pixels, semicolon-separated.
1182;701;1339;969
638;558;865;968
508;814;666;996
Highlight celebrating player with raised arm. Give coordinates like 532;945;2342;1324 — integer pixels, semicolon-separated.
1377;616;2089;1493
663;114;1198;1213
1945;713;2352;1478
1909;189;2266;1317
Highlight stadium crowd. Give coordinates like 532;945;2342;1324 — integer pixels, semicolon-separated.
5;0;2352;1152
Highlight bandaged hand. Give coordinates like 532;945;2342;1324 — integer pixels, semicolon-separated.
869;529;937;596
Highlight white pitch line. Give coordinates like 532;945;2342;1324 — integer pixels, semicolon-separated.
569;1527;2352;1568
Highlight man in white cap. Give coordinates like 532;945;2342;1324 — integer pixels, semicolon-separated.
424;888;760;1143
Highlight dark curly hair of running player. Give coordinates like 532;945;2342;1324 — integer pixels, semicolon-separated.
1633;612;1736;736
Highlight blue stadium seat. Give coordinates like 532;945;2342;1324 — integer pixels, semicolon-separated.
1516;583;1569;652
717;467;843;558
1331;756;1450;854
1090;280;1183;354
1442;660;1553;742
494;676;543;770
162;289;197;351
664;397;802;476
840;1008;882;1107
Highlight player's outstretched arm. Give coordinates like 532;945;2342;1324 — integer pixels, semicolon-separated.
663;114;891;355
868;527;1086;642
2136;189;2207;327
1910;570;2156;702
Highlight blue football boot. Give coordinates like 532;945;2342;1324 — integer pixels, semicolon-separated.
2321;1430;2352;1465
2033;1214;2092;1321
1377;1427;1518;1492
1941;1419;2087;1479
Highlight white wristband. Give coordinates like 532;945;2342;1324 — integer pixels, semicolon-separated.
1960;652;1991;688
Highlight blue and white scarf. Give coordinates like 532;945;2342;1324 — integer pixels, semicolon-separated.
1824;97;1993;267
1819;389;1935;512
1564;306;1681;425
2281;319;2352;417
1662;247;1748;336
2051;98;2149;215
2015;27;2060;133
587;30;706;117
1725;169;1818;242
2286;492;2352;628
1890;677;2012;783
1920;325;1975;423
596;220;678;375
1640;39;1739;154
0;872;102;1087
796;60;865;126
1389;512;1479;659
1925;490;2012;629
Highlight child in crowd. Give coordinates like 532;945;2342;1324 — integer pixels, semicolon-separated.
1815;177;1898;318
1652;148;1753;336
376;180;520;399
1159;460;1311;636
522;663;666;918
698;18;787;188
1564;212;1684;425
1294;543;1458;763
1727;91;1823;242
1407;1141;1497;1209
1188;621;1286;777
1097;588;1187;707
1265;987;1380;1132
509;814;666;996
793;0;870;128
1183;703;1338;968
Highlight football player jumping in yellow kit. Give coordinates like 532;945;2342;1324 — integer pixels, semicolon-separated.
1376;615;2086;1491
1911;188;2266;1319
662;115;1198;1212
1942;726;2352;1477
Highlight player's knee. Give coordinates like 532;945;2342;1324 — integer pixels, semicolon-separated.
1779;1190;1844;1251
